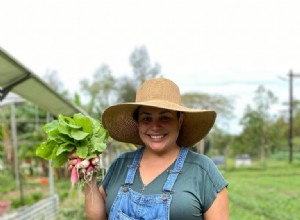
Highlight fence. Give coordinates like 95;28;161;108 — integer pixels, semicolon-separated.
0;194;59;220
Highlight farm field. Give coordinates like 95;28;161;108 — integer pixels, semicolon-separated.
56;159;300;219
1;159;299;219
225;161;300;220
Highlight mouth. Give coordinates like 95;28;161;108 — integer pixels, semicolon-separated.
148;134;166;140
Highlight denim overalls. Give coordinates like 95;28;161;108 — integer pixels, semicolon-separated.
109;147;188;220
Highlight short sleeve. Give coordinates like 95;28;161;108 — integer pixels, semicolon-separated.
101;157;118;191
202;157;228;212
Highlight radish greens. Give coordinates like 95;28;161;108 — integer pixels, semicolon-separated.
36;113;109;167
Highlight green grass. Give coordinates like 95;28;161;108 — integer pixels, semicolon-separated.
53;160;300;220
57;188;86;220
2;157;299;219
0;173;49;210
224;161;300;220
0;170;16;193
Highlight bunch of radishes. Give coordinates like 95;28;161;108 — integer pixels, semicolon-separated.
70;156;101;186
36;113;109;188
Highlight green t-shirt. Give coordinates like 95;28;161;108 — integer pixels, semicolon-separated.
102;149;228;219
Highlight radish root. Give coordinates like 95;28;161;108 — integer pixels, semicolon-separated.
71;155;102;187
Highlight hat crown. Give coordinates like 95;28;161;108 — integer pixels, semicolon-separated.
136;78;181;105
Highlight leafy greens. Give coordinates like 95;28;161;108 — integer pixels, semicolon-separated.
36;113;109;167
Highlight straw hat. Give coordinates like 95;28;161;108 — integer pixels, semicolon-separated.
102;77;216;147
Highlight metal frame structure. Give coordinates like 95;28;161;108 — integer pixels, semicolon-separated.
0;46;87;213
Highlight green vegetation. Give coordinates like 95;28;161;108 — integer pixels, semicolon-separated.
0;172;48;210
1;157;299;219
53;158;300;220
0;170;16;194
54;179;87;220
36;113;109;167
224;160;300;220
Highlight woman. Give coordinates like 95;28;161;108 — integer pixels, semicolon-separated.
69;77;229;220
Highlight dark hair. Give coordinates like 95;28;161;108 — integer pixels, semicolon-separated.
133;107;140;122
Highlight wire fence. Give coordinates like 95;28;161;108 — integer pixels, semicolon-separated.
0;194;59;220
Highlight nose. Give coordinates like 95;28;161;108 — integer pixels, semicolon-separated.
150;119;161;130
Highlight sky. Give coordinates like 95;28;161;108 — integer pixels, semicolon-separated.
1;0;300;134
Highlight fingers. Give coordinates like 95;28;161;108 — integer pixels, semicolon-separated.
68;151;80;167
67;152;79;173
68;151;78;160
68;158;78;166
68;164;74;171
67;154;101;174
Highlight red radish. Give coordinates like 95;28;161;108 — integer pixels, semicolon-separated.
86;165;94;173
85;165;94;182
70;156;101;186
68;164;73;171
70;166;78;187
76;159;90;169
91;157;100;166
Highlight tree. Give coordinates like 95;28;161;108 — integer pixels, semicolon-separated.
44;69;73;101
235;85;279;164
181;92;234;155
293;101;300;137
114;46;162;103
270;115;289;152
181;92;234;122
130;45;161;84
210;127;233;155
1;119;13;170
80;64;116;118
0;100;50;176
115;76;137;103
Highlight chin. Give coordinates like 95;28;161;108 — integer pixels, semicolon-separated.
147;143;169;152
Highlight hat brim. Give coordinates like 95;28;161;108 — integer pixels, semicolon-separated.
102;100;216;147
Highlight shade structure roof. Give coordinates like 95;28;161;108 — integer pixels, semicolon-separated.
0;46;86;116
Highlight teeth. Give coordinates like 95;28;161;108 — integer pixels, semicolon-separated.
150;135;164;139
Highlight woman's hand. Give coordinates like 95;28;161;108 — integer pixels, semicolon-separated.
204;187;229;220
67;151;107;219
67;152;82;186
67;152;102;185
68;151;79;172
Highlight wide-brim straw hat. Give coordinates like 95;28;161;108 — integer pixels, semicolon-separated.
102;77;216;147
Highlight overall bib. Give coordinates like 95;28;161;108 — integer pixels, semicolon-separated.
109;147;188;220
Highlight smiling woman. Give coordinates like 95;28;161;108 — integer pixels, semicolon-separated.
69;77;229;220
135;106;183;155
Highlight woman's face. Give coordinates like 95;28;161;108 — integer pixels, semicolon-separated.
136;106;183;152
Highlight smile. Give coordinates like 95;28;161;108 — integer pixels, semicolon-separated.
148;134;165;139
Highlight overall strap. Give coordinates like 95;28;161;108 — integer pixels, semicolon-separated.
163;147;188;192
124;147;144;185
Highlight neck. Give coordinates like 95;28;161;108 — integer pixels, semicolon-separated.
142;145;180;163
139;146;181;185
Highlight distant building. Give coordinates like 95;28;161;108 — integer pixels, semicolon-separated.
212;155;225;166
235;154;252;167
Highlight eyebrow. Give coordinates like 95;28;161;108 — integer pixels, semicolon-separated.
139;110;172;115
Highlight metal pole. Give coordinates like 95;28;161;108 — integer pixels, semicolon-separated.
47;112;55;195
288;70;293;163
11;103;24;205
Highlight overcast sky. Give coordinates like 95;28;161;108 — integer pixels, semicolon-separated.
1;0;300;134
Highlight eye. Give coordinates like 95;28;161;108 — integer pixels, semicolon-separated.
140;116;152;123
160;115;171;122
